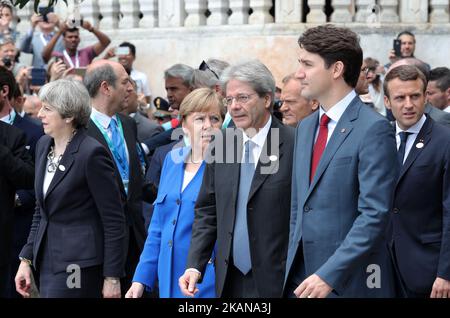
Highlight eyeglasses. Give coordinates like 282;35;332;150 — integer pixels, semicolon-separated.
199;60;219;80
223;94;256;107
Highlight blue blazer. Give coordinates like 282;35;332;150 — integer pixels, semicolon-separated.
133;147;215;298
387;117;450;295
285;96;399;297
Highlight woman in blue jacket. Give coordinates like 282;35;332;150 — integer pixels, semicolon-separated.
126;88;224;298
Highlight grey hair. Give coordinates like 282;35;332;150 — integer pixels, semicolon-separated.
282;73;298;85
220;59;275;107
206;58;230;78
39;79;92;129
164;63;194;88
190;69;218;89
83;64;117;98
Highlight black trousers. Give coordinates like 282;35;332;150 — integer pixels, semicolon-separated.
222;261;259;298
38;237;103;298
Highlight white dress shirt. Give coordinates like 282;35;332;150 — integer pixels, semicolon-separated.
242;116;272;169
395;114;426;164
90;107;129;161
317;90;357;144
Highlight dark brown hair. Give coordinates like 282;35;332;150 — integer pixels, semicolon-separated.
298;25;362;88
383;65;427;98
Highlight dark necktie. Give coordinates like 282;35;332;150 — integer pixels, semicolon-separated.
310;114;330;183
397;131;411;167
233;140;255;275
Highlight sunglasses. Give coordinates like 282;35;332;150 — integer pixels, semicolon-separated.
199;60;219;80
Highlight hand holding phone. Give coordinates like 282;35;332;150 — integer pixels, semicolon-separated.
393;39;401;57
116;46;130;56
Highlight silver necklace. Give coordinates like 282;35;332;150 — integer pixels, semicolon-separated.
46;130;77;173
47;147;63;173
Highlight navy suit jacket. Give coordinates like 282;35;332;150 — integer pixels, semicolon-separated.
0;122;34;267
13;113;44;212
285;96;399;297
87;114;147;250
387;117;450;294
19;131;126;277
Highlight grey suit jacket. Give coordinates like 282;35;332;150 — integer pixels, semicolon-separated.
285;96;398;297
425;103;450;128
133;112;163;141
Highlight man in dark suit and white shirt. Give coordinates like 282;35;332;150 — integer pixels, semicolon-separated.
284;25;398;298
0;122;34;297
384;65;450;298
179;59;294;298
83;60;148;295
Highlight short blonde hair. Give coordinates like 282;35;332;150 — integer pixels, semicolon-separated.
179;87;226;121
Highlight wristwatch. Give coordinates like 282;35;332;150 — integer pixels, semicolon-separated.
19;257;32;266
105;277;120;284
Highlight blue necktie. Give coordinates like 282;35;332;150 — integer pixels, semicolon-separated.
233;140;255;275
110;118;129;187
397;131;411;167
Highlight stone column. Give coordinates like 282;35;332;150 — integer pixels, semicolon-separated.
184;0;208;26
379;0;399;22
399;0;428;23
275;0;302;23
355;0;377;22
207;0;229;26
80;0;101;28
430;0;450;23
306;0;327;23
249;0;274;24
159;0;186;27
139;0;158;28
15;0;33;33
99;0;120;29
120;0;141;29
229;0;250;24
330;0;353;22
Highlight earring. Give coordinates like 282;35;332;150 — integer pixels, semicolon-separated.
66;119;71;123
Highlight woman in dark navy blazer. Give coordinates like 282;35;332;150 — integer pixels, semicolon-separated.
15;79;126;298
125;88;224;298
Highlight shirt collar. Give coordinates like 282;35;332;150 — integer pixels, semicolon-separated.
242;115;272;149
91;107;117;129
319;90;357;123
0;107;14;124
395;114;426;136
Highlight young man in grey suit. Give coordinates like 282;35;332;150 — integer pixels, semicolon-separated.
179;59;294;298
384;65;450;298
284;25;398;298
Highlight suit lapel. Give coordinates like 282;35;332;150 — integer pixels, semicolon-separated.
44;131;84;202
248;118;283;201
87;119;127;197
299;112;318;196
397;117;433;183
307;97;359;197
36;137;52;205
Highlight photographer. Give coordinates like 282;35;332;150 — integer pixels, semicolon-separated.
42;18;111;67
0;0;19;43
19;9;64;68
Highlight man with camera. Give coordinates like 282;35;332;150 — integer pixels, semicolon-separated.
42;18;111;68
19;8;64;69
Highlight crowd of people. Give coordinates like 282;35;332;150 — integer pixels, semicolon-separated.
0;1;449;299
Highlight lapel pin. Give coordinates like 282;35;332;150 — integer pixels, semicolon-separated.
341;128;346;133
58;165;66;172
25;145;30;150
269;155;278;162
416;142;424;149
